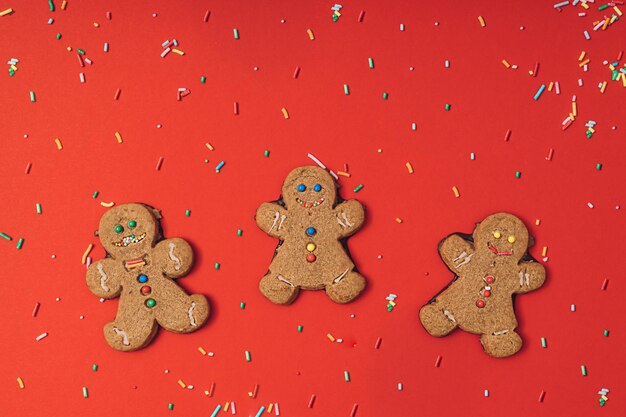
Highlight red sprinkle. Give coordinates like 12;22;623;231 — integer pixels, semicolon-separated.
435;355;442;367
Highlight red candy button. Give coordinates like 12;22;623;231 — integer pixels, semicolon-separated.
476;299;486;308
483;290;491;297
141;285;151;295
485;275;495;284
306;253;316;262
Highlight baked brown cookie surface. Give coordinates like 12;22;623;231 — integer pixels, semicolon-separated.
419;212;546;358
86;203;209;351
255;166;367;304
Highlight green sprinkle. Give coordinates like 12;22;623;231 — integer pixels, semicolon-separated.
56;33;61;40
82;386;89;398
596;163;602;170
9;68;15;76
16;238;24;250
36;203;42;214
598;4;609;10
92;364;98;371
445;103;451;111
541;337;547;348
185;209;191;217
382;92;389;100
264;149;270;157
387;304;393;312
353;184;363;193
30;91;36;102
297;325;303;332
344;371;350;382
515;171;522;179
237;229;243;236
0;232;12;241
368;57;374;69
168;403;174;411
77;48;86;55
245;350;251;362
603;329;609;337
600;399;606;406
344;84;350;95
239;302;246;309
214;262;220;270
92;191;99;198
200;76;206;83
581;365;587;376
49;0;55;12
233;28;240;40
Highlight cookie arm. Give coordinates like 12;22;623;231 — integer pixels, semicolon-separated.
153;238;194;279
334;200;365;238
255;202;288;238
514;261;546;293
438;234;475;273
86;258;123;299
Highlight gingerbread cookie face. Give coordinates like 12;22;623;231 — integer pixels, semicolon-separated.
419;212;546;358
87;203;209;351
256;166;367;304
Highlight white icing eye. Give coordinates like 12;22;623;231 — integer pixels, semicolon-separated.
493;231;501;239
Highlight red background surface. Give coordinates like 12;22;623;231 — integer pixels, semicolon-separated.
1;1;624;416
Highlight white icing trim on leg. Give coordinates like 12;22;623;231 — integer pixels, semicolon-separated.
97;263;109;292
337;216;346;228
188;302;197;327
492;329;509;336
333;267;350;284
341;212;352;227
443;310;456;323
525;272;530;286
519;271;524;286
452;251;467;262
269;212;280;232
168;242;182;271
112;327;130;346
278;214;286;230
454;253;473;268
277;275;295;287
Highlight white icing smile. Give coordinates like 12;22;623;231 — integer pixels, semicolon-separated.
295;197;324;208
113;232;146;247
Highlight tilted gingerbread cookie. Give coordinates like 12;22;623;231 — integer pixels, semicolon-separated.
86;203;209;351
256;166;367;304
419;212;546;358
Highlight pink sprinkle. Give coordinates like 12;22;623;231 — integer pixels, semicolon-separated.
435;355;442;367
32;302;40;317
546;148;554;161
77;54;84;67
106;11;111;20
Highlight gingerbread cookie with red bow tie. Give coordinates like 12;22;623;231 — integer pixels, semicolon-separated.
420;212;545;357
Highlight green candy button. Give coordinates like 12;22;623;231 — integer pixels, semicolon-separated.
145;298;156;308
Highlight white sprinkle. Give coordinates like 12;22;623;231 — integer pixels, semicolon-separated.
160;47;171;58
570;304;576;312
411;122;417;130
587;202;594;209
36;332;48;341
399;23;405;31
397;383;403;391
484;389;489;397
79;72;86;83
470;152;475;160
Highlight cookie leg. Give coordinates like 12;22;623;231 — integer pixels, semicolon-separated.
419;302;458;337
103;303;158;352
480;330;522;358
325;270;366;304
155;294;210;334
259;273;299;304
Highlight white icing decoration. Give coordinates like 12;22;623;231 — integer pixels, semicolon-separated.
333;267;350;284
278;214;286;230
269;212;280;232
443;310;456;323
168;242;182;271
525;272;530;286
453;251;473;268
113;327;130;346
492;329;509;336
97;263;109;292
341;212;352;227
519;271;524;286
277;275;295;287
452;251;466;262
188;302;197;327
337;216;346;228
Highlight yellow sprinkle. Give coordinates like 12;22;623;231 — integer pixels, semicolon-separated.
601;395;609;401
224;402;230;411
542;246;548;257
615;6;623;16
307;29;315;40
54;138;63;150
622;73;626;87
198;347;207;355
389;300;396;307
535;219;541;226
588;127;595;133
10;64;17;71
578;58;590;67
171;48;185;56
581;1;589;8
547;82;554;91
268;403;274;413
93;22;99;28
67;46;72;51
572;102;577;117
281;107;289;119
578;51;586;61
248;392;253;397
600;81;607;93
609;64;615;70
395;217;403;224
100;201;115;208
205;143;214;151
477;16;486;27
334;11;341;17
569;112;575;121
501;59;511;68
0;8;14;16
17;377;24;389
405;162;414;174
114;131;123;144
204;390;210;396
452;186;460;198
326;333;336;342
177;379;186;388
337;171;351;177
61;0;67;10
81;243;93;265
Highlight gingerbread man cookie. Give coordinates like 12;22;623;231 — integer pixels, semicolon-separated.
86;203;209;351
256;166;367;304
419;213;546;358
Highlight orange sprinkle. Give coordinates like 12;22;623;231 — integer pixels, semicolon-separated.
542;246;548;257
337;171;351;177
205;143;215;151
326;333;336;342
177;379;186;388
307;29;315;40
114;131;123;144
81;243;93;264
54;138;63;150
452;186;460;198
405;162;414;174
477;16;486;27
501;59;511;68
281;107;289;119
395;217;403;224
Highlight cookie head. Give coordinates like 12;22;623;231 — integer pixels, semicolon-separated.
98;203;158;259
474;213;529;260
282;166;337;210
